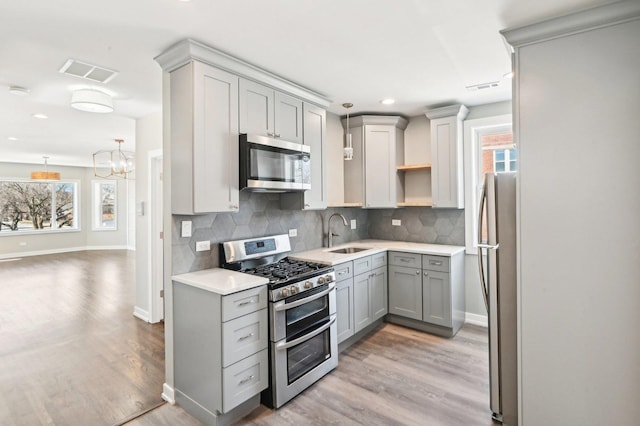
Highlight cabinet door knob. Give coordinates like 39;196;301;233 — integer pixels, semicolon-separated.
416;270;420;275
267;132;274;137
304;203;310;207
424;272;429;277
274;133;281;138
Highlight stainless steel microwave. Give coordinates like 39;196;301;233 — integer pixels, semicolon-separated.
239;134;311;192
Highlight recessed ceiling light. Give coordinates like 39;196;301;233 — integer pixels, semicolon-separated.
32;113;48;119
380;98;395;105
8;86;30;96
8;137;18;141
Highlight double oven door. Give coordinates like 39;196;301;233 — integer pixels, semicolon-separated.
266;282;338;408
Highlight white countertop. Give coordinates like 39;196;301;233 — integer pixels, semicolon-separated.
172;268;269;295
290;239;465;265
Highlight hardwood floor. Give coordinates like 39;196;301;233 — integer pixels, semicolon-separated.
129;323;499;426
0;250;165;426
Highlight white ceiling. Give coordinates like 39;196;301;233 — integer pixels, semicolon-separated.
0;0;610;167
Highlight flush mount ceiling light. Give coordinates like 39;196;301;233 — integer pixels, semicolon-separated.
31;156;60;180
93;139;135;179
8;85;30;96
71;89;114;113
343;103;354;161
380;98;395;105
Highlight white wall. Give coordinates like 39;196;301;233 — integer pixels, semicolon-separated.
0;162;129;258
512;7;640;425
134;111;162;318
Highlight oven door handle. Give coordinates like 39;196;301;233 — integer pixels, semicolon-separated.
274;282;336;312
275;315;336;351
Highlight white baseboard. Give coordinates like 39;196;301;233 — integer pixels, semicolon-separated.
465;312;488;327
133;306;149;322
162;383;175;405
0;245;129;260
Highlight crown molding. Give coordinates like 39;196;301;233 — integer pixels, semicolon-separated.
501;0;640;48
425;104;469;121
154;38;332;108
341;115;409;130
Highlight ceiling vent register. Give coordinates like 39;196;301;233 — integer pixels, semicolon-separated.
58;59;118;84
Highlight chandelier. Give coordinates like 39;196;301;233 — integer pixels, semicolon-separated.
93;139;135;179
31;156;61;180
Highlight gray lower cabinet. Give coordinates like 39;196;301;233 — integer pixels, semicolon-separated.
388;265;423;320
387;250;464;337
173;283;269;424
353;253;388;333
334;262;355;344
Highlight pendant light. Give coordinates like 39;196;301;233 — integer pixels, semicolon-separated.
93;139;135;179
31;156;61;180
343;103;353;161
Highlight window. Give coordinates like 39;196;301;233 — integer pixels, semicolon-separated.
0;180;79;234
92;181;117;230
463;114;513;254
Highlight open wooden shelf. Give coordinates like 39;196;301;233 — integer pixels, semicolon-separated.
397;163;432;172
327;202;364;208
397;201;433;207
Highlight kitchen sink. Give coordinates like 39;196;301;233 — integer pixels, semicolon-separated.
328;247;371;254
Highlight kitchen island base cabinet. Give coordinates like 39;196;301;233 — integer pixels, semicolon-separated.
173;282;268;425
387;251;464;338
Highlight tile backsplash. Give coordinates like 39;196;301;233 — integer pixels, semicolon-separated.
172;192;464;274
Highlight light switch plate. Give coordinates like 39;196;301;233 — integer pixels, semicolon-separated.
350;219;357;230
181;221;192;238
288;229;297;237
195;240;210;252
392;219;401;226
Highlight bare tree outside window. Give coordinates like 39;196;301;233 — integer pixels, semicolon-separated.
93;181;117;230
0;180;78;233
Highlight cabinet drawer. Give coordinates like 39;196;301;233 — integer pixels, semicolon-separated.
389;251;421;268
353;256;372;276
222;286;268;322
222;348;268;413
334;261;353;281
422;255;449;273
371;252;387;269
222;309;268;368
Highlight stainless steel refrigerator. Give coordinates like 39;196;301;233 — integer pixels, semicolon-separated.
477;172;518;425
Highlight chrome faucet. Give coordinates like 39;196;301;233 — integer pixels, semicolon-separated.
328;213;348;247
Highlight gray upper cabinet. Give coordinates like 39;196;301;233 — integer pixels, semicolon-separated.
281;103;327;210
239;79;273;137
170;61;240;214
240;79;303;143
425;104;469;209
343;116;408;208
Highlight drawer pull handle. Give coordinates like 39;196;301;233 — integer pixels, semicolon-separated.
238;375;255;385
238;332;255;341
430;261;443;266
338;270;348;275
400;258;411;262
237;299;256;307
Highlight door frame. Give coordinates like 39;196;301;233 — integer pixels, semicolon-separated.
148;149;164;323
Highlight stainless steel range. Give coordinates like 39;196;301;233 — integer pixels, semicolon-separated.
221;234;338;409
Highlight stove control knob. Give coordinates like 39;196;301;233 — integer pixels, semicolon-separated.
317;277;325;284
304;281;313;289
324;274;333;282
281;288;290;298
289;286;298;295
